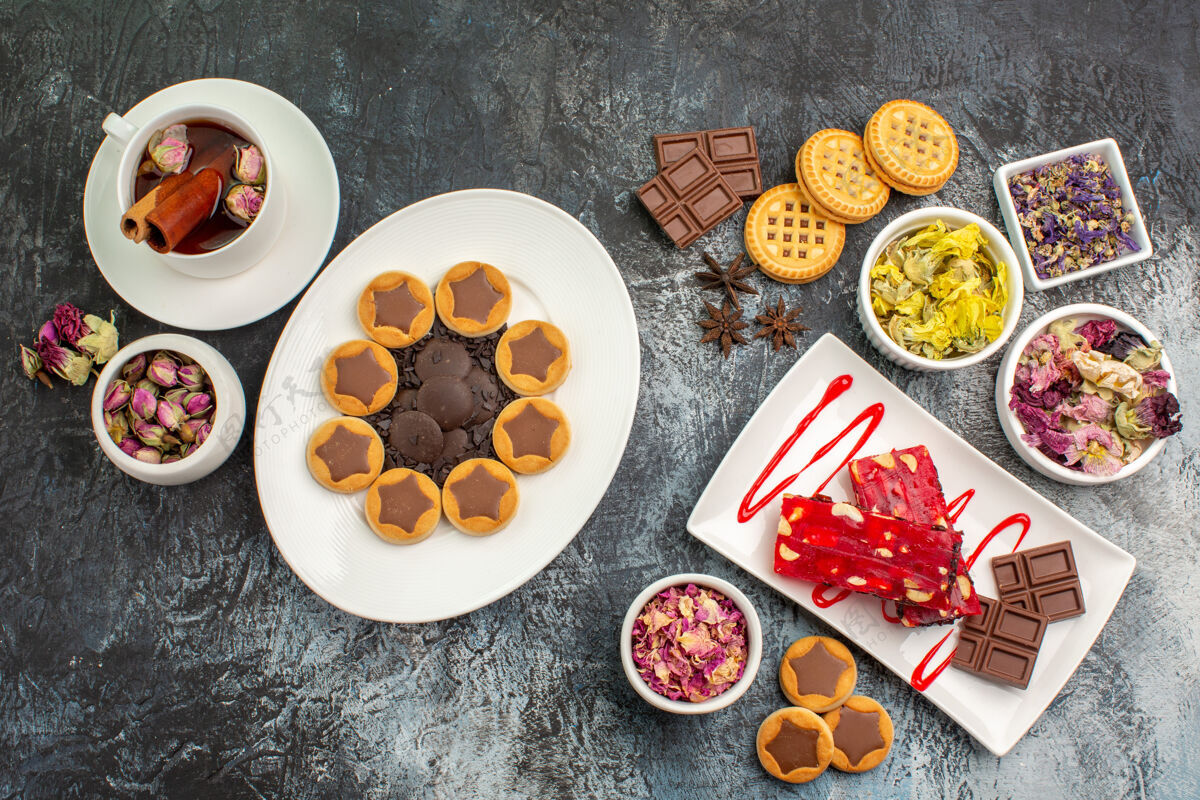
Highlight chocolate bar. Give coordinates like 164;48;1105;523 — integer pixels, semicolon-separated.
951;594;1047;689
991;541;1085;622
775;494;958;606
637;148;742;248
653;127;763;201
848;447;980;626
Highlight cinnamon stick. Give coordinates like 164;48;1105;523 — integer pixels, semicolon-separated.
144;168;224;254
120;172;191;243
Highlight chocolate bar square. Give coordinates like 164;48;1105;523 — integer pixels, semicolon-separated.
991;541;1085;623
951;593;1047;689
637;148;741;249
653;126;763;200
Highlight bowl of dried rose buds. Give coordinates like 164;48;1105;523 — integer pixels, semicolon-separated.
91;333;245;485
620;573;762;715
997;303;1182;485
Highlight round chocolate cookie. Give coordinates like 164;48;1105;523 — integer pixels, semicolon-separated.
414;339;471;381
389;410;444;463
439;427;470;462
394;388;419;411
463;366;500;426
417;375;475;431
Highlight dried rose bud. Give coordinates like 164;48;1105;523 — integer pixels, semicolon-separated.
146;351;178;387
133;446;163;464
225;184;264;222
135;378;159;394
76;312;118;364
105;409;129;443
195;422;212;447
156;398;185;431
178;443;193;458
118;438;141;457
18;344;42;380
234;144;265;185
122;353;147;382
38;319;59;345
176;363;206;389
130;386;159;420
131;417;167;448
161;453;182;464
147;124;190;174
103;379;133;412
164;387;189;404
178;419;199;444
184;392;213;418
52;303;89;346
37;340;91;386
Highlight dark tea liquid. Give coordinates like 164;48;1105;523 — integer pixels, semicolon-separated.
134;120;256;255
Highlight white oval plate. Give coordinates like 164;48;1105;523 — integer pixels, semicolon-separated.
255;189;639;622
82;78;339;330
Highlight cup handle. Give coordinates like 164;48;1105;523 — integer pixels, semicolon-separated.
102;113;139;149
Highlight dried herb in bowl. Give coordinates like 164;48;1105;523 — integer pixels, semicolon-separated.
1007;153;1139;280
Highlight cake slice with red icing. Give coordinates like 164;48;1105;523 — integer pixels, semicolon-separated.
774;494;958;606
848;447;980;626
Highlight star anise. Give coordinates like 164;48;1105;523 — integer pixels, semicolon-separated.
695;252;758;308
698;300;750;359
754;296;809;352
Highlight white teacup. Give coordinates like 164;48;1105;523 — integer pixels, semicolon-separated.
102;103;286;279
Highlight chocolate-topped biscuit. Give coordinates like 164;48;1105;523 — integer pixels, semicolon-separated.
321;340;398;416
306;417;384;493
435;261;512;336
442;458;519;536
388;410;444;463
779;636;857;712
756;707;834;784
417;375;475;431
823;695;893;773
358;272;435;349
365;468;441;545
496;320;572;396
492;398;571;474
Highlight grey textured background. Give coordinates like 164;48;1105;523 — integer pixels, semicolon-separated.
2;0;1198;797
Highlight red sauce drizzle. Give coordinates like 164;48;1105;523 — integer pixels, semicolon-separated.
909;512;1034;691
811;586;851;608
881;599;902;624
737;375;883;523
946;489;975;524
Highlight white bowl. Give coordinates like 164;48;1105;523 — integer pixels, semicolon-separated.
858;206;1024;372
620;573;762;715
995;303;1176;485
102;102;286;280
91;333;246;485
993;138;1152;292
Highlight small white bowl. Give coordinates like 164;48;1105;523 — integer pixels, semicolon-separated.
91;333;246;485
993;138;1152;292
996;303;1177;485
858;206;1024;372
620;572;762;715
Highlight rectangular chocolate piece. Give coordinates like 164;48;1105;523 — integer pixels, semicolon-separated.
653;126;763;200
991;541;1085;622
637;148;741;249
951;593;1047;689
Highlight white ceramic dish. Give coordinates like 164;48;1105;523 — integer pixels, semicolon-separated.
619;573;763;715
83;78;338;330
101;102;285;280
996;303;1176;486
686;333;1135;756
992;138;1152;292
254;189;639;622
857;206;1024;372
91;333;246;485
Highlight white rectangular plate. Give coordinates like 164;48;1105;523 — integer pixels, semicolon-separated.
686;334;1135;756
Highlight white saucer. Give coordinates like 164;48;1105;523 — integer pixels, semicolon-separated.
82;79;339;330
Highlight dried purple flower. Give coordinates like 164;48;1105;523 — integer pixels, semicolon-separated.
233;144;265;185
103;379;133;412
146;351;178;387
52;303;90;345
176;363;206;389
1062;425;1124;476
1096;331;1146;361
1075;319;1117;349
121;353;148;383
130;387;159;420
1136;393;1182;439
184;392;213;418
133;446;163;464
155;398;185;431
147;124;190;174
18;344;42;380
225;184;264;222
36;339;92;385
